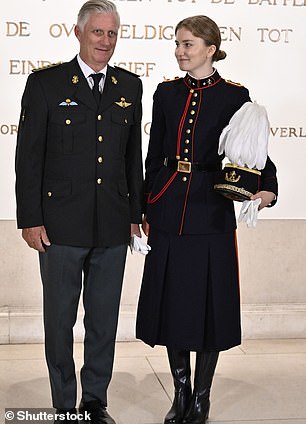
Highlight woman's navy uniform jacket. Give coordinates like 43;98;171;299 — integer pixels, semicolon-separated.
15;57;143;247
144;70;278;235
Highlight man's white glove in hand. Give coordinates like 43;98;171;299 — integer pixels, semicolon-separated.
130;235;151;255
238;198;262;228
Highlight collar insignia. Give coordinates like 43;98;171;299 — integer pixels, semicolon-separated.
72;75;79;84
111;76;118;85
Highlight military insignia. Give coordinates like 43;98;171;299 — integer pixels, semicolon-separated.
59;98;78;106
21;109;26;122
115;97;132;108
72;75;79;84
32;62;62;72
111;76;118;85
163;76;181;82
225;170;241;183
225;79;243;87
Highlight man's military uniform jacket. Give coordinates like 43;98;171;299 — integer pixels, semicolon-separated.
15;57;143;247
145;70;278;235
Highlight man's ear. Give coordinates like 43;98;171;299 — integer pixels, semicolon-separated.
74;25;81;41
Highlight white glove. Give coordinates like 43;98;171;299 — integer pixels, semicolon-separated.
238;198;262;228
129;235;151;255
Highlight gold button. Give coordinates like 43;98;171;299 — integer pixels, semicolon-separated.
190;110;195;115
184;148;189;153
193;93;198;97
97;178;102;184
47;191;52;197
124;118;128;124
189;119;193;124
98;136;103;142
176;155;180;160
190;89;194;93
184;158;189;162
185;139;190;144
192;101;196;106
98;156;103;163
186;129;191;134
182;176;187;182
65;119;71;125
97;115;102;121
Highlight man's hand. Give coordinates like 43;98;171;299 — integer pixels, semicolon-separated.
130;223;141;238
251;191;276;210
22;226;51;252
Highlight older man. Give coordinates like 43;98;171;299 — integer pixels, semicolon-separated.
15;1;143;423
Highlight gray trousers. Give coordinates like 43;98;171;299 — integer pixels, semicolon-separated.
39;243;127;409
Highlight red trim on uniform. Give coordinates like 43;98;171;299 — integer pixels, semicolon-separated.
147;171;178;204
177;92;193;156
179;173;193;235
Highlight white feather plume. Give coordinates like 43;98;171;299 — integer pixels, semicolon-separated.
218;102;270;170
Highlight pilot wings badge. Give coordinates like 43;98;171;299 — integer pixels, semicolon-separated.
115;97;132;108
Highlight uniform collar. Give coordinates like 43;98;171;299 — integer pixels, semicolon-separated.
184;69;221;90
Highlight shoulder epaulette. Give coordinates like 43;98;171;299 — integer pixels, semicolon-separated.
32;62;62;73
163;76;181;82
114;66;140;78
225;79;243;87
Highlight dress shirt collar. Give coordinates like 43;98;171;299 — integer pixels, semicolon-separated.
77;54;107;90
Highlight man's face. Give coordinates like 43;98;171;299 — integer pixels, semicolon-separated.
75;12;119;72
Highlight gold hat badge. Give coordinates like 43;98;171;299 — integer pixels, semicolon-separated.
115;97;132;108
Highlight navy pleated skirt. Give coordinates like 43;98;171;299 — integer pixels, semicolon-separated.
136;227;241;352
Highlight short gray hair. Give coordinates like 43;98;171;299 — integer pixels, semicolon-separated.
77;0;120;31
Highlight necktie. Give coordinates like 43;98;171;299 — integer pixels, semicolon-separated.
90;73;103;105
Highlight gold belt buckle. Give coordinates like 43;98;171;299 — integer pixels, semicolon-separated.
177;160;191;173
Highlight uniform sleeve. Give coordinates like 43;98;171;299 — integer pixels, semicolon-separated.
15;74;48;228
260;155;278;206
125;77;144;222
143;84;166;210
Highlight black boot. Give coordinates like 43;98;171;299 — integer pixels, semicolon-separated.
182;351;219;424
164;348;192;424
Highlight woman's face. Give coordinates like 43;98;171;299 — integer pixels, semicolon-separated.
175;27;216;78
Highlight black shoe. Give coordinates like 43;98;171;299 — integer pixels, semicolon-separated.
79;400;116;424
54;408;79;423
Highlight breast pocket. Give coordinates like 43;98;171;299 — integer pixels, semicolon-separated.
111;111;135;155
48;109;87;153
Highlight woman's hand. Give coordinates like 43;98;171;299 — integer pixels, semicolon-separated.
251;191;276;210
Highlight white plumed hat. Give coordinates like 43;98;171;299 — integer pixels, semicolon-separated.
218;102;270;170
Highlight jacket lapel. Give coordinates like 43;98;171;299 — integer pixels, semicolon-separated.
99;66;121;113
65;57;97;111
63;60;122;112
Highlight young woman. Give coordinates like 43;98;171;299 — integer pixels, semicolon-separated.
136;15;277;424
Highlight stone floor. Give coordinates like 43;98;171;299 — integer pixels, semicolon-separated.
0;339;306;423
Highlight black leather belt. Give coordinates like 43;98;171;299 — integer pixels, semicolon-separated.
164;158;221;174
